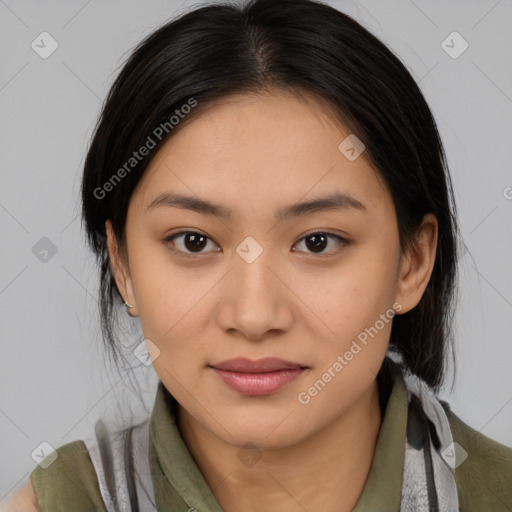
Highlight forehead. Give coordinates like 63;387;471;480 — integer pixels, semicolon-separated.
131;91;392;219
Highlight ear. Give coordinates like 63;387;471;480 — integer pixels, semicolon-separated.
394;213;438;314
105;219;138;316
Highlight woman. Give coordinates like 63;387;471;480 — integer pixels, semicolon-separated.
4;0;511;510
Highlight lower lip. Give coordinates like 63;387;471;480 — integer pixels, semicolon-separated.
212;368;304;395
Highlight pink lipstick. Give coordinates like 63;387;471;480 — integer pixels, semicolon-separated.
210;357;306;395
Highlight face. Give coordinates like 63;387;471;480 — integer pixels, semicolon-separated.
107;90;431;450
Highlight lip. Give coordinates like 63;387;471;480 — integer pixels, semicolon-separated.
212;357;304;373
210;357;307;396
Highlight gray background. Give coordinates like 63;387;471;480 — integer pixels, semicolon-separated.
1;0;511;500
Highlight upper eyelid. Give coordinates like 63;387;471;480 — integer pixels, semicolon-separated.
165;228;347;240
165;229;218;245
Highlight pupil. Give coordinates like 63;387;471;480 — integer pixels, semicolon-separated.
185;233;207;252
306;233;327;253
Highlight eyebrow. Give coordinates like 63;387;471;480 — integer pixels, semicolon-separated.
146;191;367;221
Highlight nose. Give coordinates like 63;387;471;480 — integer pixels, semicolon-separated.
215;248;294;341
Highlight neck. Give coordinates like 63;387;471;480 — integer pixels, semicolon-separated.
177;378;383;512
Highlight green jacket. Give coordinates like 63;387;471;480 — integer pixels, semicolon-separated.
30;378;512;511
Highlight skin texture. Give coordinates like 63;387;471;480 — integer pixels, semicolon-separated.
0;478;40;512
107;90;438;512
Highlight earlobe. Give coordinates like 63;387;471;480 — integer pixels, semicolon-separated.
394;214;438;315
105;220;138;316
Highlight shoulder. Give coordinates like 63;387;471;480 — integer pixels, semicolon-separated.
0;478;39;512
444;406;512;511
29;439;106;512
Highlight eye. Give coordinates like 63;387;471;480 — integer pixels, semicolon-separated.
292;231;349;256
163;230;349;258
164;230;220;258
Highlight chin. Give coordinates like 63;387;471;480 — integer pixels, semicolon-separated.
228;426;306;452
213;405;311;449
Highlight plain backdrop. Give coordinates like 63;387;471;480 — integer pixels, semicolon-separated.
1;0;511;500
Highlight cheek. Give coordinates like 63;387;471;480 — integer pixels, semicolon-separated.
300;250;398;350
127;245;190;341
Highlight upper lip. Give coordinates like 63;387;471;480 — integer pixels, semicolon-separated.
211;357;306;373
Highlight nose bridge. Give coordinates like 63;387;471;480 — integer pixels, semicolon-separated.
235;238;280;305
219;236;292;339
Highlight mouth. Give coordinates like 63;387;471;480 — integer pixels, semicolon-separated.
209;357;308;396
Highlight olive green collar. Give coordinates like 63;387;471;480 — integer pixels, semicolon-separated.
352;374;407;511
149;374;407;512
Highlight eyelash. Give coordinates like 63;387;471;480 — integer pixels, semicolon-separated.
163;229;350;259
